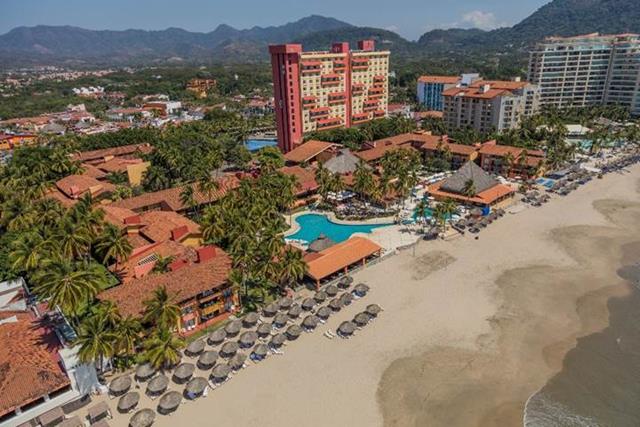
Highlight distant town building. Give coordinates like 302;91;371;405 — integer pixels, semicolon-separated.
269;40;390;153
442;79;540;133
186;78;217;98
528;33;640;116
416;74;480;111
72;86;105;98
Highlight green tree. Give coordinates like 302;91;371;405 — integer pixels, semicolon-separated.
76;315;116;373
143;327;185;370
95;224;133;270
143;286;181;330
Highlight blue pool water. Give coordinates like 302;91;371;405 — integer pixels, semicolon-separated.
536;178;555;189
286;214;391;244
244;139;278;151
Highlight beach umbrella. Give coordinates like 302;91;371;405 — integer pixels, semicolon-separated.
301;298;316;311
353;312;371;327
286;324;303;340
207;328;227;345
262;303;279;317
197;351;218;370
117;392;139;413
325;284;339;297
316;306;332;320
158;391;181;415
185;377;208;398
354;283;370;296
338;321;356;337
307;233;336;253
185;339;205;357
129;409;155;427
239;331;258;348
277;297;293;310
366;304;382;317
339;292;353;306
302;315;319;330
135;363;156;382
314;291;328;303
288;304;302;319
269;333;286;348
173;363;195;383
242;312;260;328
252;343;269;358
224;320;242;337
229;352;247;370
109;375;132;396
273;313;289;328
211;364;231;381
338;276;354;288
146;375;168;396
256;322;273;337
328;298;343;312
220;341;239;358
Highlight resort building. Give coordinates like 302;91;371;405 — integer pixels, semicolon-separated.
186;78;217;98
322;148;364;175
418;137;478;170
427;161;515;208
279;166;319;201
477;140;545;178
98;245;238;334
304;236;383;288
416;74;480;111
355;132;447;165
283;139;338;165
269;40;390;153
528;33;640;116
48;174;116;207
442;79;540;133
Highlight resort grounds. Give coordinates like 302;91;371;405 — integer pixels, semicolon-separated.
82;161;639;427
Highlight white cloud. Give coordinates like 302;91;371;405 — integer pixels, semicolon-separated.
461;10;503;30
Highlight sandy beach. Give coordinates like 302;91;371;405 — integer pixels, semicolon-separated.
94;164;640;427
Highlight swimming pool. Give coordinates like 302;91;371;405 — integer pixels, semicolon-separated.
244;139;278;151
286;213;391;244
536;178;555;189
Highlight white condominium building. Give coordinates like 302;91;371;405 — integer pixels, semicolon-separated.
528;33;640;116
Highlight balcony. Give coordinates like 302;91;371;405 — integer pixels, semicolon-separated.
309;107;331;119
352;113;370;123
374;75;386;83
302;96;318;109
328;92;347;105
317;117;343;129
373;110;386;118
301;61;322;74
333;60;347;72
352;58;369;71
321;74;342;87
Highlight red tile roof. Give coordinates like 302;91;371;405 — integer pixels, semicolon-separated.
305;237;382;281
80;163;108;180
137;211;200;244
428;181;515;206
420;140;477;156
71;143;153;163
280;166;319;196
418;75;461;84
478;141;544;158
0;311;70;418
95;157;144;173
442;86;510;100
98;247;232;317
469;80;529;90
55;175;115;198
285;140;336;163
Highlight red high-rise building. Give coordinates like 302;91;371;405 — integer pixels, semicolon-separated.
269;40;390;153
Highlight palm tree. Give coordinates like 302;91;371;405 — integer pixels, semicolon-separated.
95;224;133;270
433;199;457;234
143;327;185;370
413;199;430;224
462;179;477;199
93;300;121;329
115;315;142;356
55;218;93;259
353;161;374;201
314;163;331;200
76;315;116;373
143;286;181;330
9;232;48;273
179;185;197;215
143;165;171;191
151;255;175;274
278;247;307;290
502;152;515;177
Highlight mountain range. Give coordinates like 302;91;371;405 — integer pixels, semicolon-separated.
1;0;639;66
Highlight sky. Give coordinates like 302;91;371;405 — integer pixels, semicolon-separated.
1;0;551;40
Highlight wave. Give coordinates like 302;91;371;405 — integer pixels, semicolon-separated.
524;390;601;427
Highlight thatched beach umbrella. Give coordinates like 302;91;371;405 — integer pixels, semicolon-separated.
301;298;316;311
173;363;195;383
135;363;156;382
353;283;370;296
185;339;205;357
229;352;247;370
353;312;371;327
146;375;169;396
262;303;279;317
158;391;181;415
328;298;343;311
277;297;293;310
117;392;139;413
185;377;208;398
252;343;269;358
129;408;155;427
197;351;218;370
242;312;260;328
339;292;353;306
286;324;303;340
316;306;332;320
325;284;339;297
366;304;382;317
239;331;258;348
220;341;239;358
109;376;132;396
288;304;302;319
269;333;286;348
273;313;289;328
338;276;354;288
314;291;328;303
302;315;319;330
224;320;242;337
338;321;356;336
211;364;231;381
256;322;273;337
207;328;226;345
307;233;335;253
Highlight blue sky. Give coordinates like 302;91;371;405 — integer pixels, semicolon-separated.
1;0;550;40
